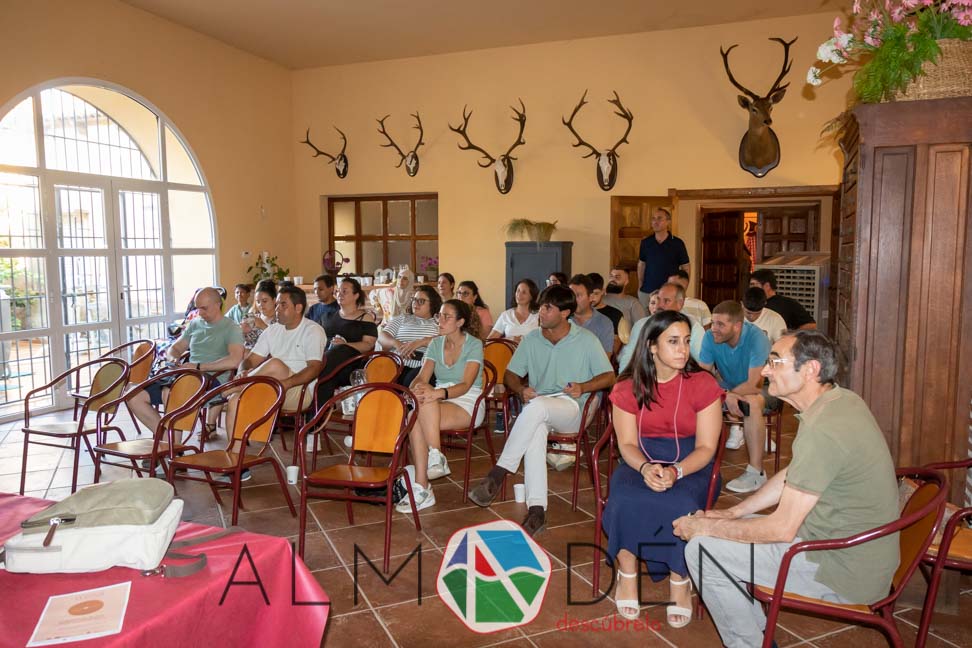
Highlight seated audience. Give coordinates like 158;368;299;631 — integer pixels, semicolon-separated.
546;272;569;287
588;272;624;340
457;280;493;339
379;267;415;320
619;282;705;371
750;268;816;330
603;310;722;627
468;285;615;535
698;301;771;493
603;266;647;327
567;274;613;355
317;278;378;403
305;274;339;326
242;280;278;349
225;283;252;324
647;289;660;315
676;331;898;648
488;278;540;343
668;269;711;327
743;286;787;343
437;272;456;301
378;285;442;386
397;299;485;512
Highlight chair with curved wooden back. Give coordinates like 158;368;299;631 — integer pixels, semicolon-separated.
755;467;947;648
70;339;155;421
165;376;293;525
545;389;608;511
589;422;729;598
21;358;129;494
484;339;517;436
914;458;972;648
92;369;208;481
440;360;498;502
296;383;418;572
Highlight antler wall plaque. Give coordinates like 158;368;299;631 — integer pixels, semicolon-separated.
448;100;526;195
377;112;425;177
562;90;633;191
300;127;349;179
720;37;797;178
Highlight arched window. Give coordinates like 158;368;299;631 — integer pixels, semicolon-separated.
0;80;217;419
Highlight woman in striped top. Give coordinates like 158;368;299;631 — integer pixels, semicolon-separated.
378;285;442;386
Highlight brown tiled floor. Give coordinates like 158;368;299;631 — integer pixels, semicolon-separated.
3;408;971;647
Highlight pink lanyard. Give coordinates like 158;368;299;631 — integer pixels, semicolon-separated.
637;374;684;464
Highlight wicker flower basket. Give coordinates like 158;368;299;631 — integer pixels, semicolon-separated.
893;38;972;102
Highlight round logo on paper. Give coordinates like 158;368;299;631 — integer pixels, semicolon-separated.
68;600;104;616
436;519;551;633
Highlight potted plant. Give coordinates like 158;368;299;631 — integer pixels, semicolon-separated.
807;0;972;103
246;251;290;284
504;219;558;242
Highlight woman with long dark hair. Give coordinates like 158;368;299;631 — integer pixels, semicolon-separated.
457;280;492;339
601;310;722;628
316;277;378;403
488;278;539;343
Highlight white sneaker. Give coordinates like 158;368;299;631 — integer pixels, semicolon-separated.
427;448;451;480
768;438;777;453
726;466;767;493
396;482;435;513
546;444;577;471
726;425;745;450
343;435;353;448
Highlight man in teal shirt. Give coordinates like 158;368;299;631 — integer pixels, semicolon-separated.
469;285;615;535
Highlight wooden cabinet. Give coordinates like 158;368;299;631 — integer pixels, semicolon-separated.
833;97;972;478
504;242;572;306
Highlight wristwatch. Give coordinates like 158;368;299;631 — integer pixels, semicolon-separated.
671;463;683;481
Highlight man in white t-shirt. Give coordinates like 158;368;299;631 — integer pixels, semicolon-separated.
668;269;712;328
743;287;787;343
224;286;327;458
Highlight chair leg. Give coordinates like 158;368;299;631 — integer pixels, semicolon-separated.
70;435;82;494
268;459;297;516
570;442;582;511
230;471;243;525
345;490;354;525
383;490;394;574
915;557;945;648
298;487;309;558
462;432;474;502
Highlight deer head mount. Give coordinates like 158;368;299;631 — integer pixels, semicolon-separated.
448;100;526;195
720;37;797;178
562;90;633;191
301;127;349;179
377;112;424;177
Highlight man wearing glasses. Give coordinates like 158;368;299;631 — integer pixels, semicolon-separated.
674;331;898;648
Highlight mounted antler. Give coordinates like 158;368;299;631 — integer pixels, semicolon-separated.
448;106;496;168
503;99;527;160
561;90;634;191
449;100;527;194
376;112;425;176
720;37;797;178
301;127;349;178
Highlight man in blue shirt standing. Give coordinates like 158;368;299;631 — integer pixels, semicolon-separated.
698;300;771;493
637;207;690;308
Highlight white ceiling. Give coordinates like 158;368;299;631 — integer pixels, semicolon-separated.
122;0;846;70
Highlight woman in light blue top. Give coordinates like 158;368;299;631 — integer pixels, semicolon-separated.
399;299;484;513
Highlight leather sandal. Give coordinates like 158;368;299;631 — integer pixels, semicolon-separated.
666;576;694;629
614;570;641;620
468;473;502;507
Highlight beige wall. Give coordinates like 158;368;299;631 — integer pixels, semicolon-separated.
292;12;852;311
0;0;295;290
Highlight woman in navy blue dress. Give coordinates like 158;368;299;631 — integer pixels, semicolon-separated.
602;310;723;628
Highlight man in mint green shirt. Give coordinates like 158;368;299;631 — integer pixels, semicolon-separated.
469;285;615;535
674;331;899;648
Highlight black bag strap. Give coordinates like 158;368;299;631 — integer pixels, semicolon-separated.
142;526;244;578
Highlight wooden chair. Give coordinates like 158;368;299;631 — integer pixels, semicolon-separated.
91;369;208;482
296;382;419;573
165;376;294;525
70;339;155;422
483;339;517;436
545;390;609;511
755;467;947;648
589;422;729;597
440;360;498;502
21;358;129;494
309;351;404;461
915;458;972;648
271;350;327;461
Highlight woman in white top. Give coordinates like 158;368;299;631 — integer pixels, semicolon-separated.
488;278;539;343
378;285;442;386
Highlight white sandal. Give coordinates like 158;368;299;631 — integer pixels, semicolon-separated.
614;570;641;620
666;576;694;629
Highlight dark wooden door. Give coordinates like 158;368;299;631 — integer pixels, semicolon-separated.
756;205;818;261
610;195;671;297
700;210;744;306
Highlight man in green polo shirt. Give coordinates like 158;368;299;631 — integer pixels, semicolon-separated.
672;331;898;648
468;285;615;535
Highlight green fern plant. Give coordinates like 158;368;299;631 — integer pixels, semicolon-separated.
504;219;558;242
246;252;290;284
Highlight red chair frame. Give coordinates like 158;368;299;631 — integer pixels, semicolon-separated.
440;360;498;502
545;390;609;511
754;467;947;648
483;339;517;436
295;382;419;573
70;339;155;422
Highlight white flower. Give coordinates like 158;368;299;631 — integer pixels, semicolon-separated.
816;38;848;64
836;33;853;50
817;40;836;62
806;66;823;86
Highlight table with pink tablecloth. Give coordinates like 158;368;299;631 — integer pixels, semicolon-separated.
0;492;329;647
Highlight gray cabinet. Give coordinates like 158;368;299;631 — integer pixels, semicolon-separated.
505;242;573;305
